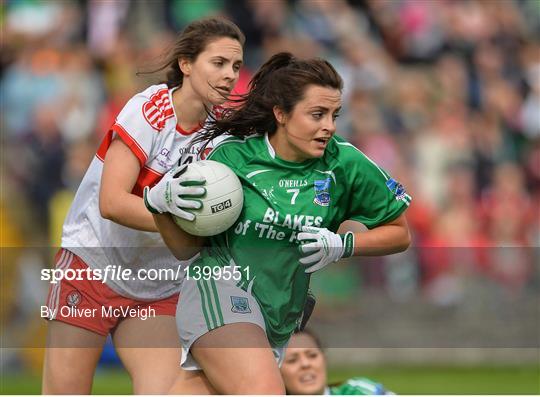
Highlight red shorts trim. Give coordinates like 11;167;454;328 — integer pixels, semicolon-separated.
45;249;179;336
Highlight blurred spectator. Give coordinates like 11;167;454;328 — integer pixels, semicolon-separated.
480;163;536;245
58;45;105;142
86;0;129;59
20;104;66;234
49;138;97;247
520;42;540;139
1;47;65;136
165;0;225;31
5;0;83;44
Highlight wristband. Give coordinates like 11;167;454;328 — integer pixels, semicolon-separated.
340;231;355;258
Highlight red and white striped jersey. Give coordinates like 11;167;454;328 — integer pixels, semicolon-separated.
61;84;223;300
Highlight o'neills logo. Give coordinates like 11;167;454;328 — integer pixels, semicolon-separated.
211;199;232;213
279;179;308;188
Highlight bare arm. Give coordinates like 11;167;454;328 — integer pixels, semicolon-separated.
99;138;157;232
299;214;411;274
153;213;206;260
351;213;410;256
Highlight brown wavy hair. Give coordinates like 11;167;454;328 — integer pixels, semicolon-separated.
140;17;245;88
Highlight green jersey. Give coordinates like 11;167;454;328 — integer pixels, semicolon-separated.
192;133;410;346
328;377;394;395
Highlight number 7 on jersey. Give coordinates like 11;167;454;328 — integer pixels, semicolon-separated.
286;188;299;205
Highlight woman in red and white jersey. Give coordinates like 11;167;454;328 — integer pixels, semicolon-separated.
42;17;245;394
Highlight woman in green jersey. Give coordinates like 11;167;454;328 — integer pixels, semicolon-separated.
151;52;411;394
281;330;394;395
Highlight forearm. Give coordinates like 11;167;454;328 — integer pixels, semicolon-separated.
100;191;158;232
99;138;158;232
351;223;410;256
153;213;206;260
298;215;410;274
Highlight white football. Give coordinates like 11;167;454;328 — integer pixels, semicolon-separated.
173;160;243;236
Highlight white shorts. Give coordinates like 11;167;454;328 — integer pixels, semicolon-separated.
176;274;285;370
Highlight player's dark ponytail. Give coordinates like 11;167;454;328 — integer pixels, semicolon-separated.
197;52;343;145
249;52;296;95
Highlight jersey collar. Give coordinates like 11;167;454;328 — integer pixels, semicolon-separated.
263;132;317;169
264;132;276;159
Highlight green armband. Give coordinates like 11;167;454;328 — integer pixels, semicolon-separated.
340;231;355;258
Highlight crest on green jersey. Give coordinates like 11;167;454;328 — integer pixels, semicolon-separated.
230;296;251;314
313;177;331;206
385;178;407;201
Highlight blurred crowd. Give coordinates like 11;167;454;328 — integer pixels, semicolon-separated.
1;0;539;328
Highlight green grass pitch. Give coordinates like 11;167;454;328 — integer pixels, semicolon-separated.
1;364;539;394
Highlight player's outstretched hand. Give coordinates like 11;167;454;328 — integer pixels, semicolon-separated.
298;226;355;273
143;164;206;221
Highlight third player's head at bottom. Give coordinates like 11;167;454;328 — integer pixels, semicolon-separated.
280;329;394;395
